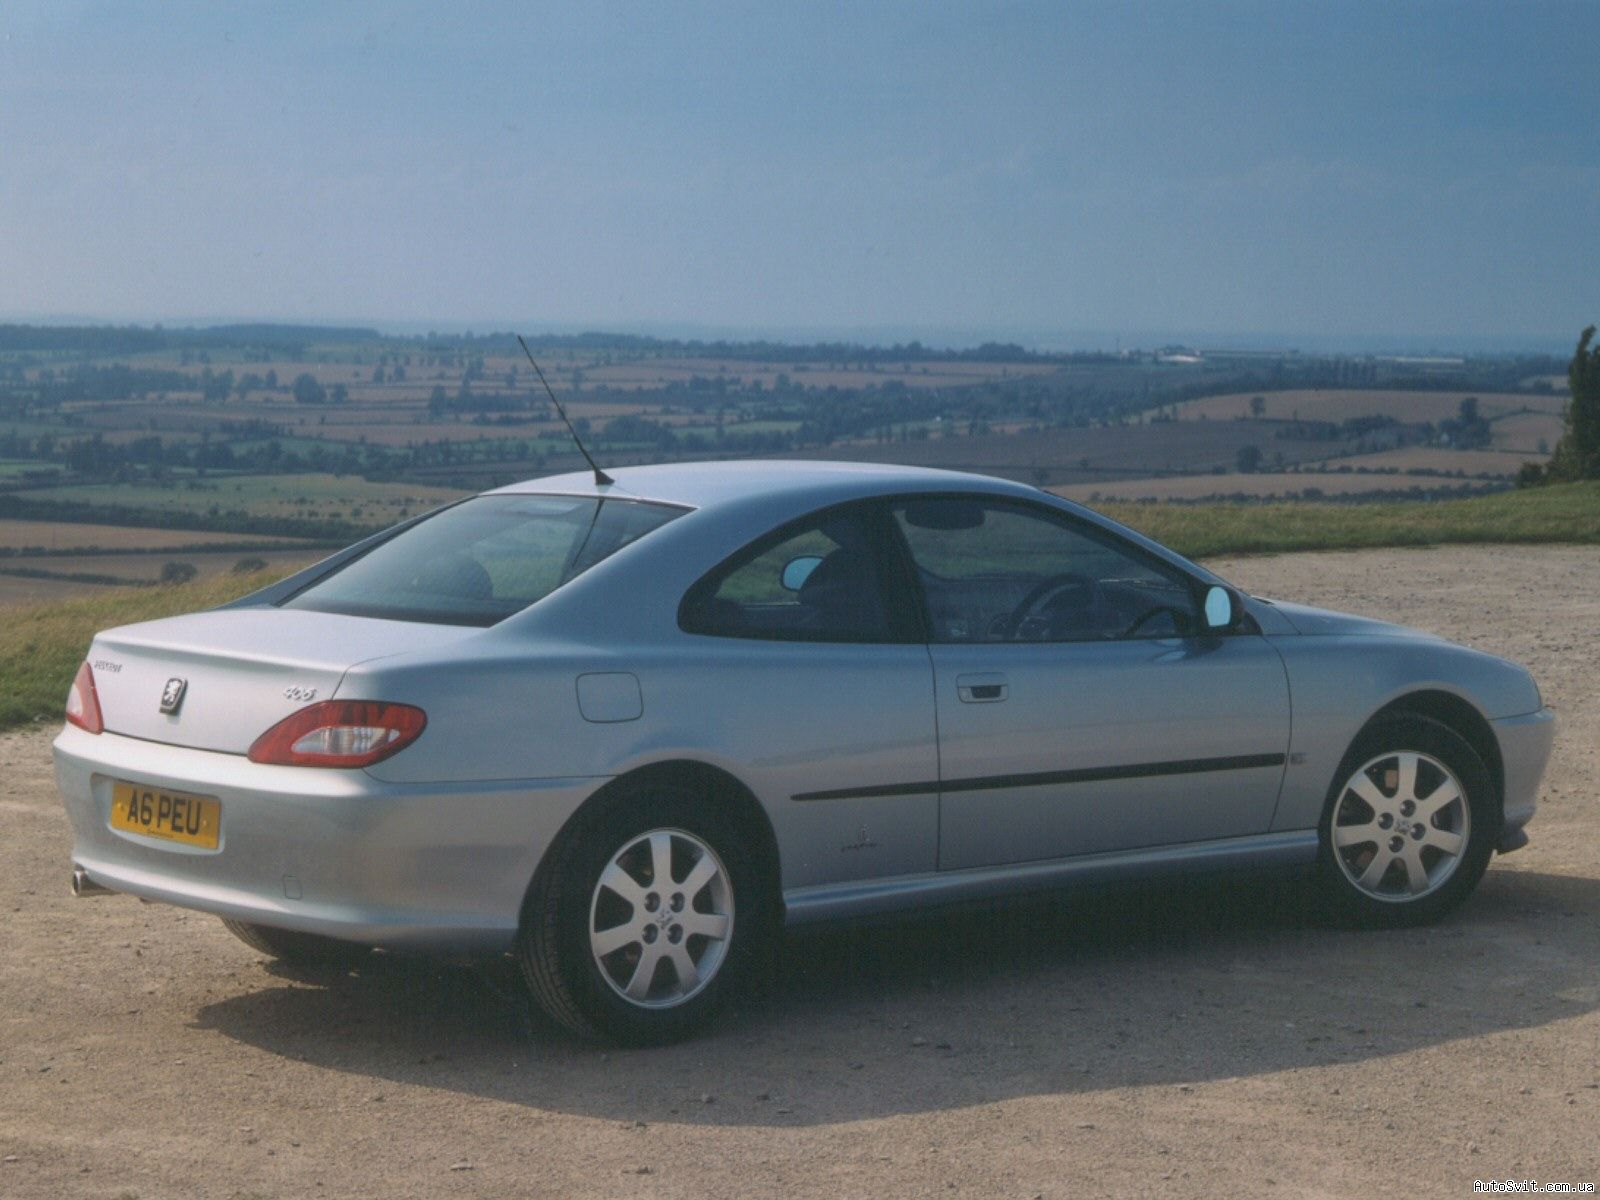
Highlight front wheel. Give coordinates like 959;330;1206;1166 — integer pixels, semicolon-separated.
518;786;765;1044
1315;715;1497;928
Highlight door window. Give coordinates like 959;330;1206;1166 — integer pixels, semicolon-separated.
892;497;1199;643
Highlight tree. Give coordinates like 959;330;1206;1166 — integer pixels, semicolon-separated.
1548;325;1600;481
292;373;325;405
1440;395;1490;449
1235;443;1262;473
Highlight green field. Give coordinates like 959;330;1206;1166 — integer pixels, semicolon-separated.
0;568;284;732
1099;480;1600;559
0;459;66;480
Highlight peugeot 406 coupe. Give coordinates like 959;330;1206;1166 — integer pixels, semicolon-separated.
56;462;1552;1041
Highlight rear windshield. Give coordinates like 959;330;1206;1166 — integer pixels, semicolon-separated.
282;495;685;627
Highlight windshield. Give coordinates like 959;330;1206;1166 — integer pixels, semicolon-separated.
282;494;685;627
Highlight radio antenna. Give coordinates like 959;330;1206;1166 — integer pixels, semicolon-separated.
516;334;613;487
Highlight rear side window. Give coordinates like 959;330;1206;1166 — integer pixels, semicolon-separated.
680;505;896;642
283;495;683;627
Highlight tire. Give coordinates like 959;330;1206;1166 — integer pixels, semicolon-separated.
222;919;371;969
517;783;767;1044
1315;714;1497;928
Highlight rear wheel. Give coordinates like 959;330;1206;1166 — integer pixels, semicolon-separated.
221;919;371;969
518;784;765;1044
1316;715;1496;927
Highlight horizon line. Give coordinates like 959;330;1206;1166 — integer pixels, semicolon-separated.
0;311;1582;358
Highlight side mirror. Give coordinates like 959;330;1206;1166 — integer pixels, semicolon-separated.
1202;584;1237;632
780;555;824;592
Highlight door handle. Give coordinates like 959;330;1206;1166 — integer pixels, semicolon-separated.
956;673;1008;703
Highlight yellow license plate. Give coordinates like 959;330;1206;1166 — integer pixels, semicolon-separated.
110;782;221;849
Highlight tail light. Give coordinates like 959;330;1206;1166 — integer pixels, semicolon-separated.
65;662;103;734
248;700;427;768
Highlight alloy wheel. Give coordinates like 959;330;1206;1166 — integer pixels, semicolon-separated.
1330;750;1471;902
587;828;734;1008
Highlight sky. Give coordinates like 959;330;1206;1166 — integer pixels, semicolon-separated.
0;1;1595;352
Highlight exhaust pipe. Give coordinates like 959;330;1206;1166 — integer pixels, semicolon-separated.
71;865;113;898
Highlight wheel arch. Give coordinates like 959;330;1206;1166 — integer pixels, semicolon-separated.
1360;689;1504;816
522;758;784;928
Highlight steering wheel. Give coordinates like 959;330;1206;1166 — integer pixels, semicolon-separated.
1003;573;1101;640
1119;604;1191;640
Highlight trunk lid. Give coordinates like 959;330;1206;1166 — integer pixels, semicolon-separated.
86;608;471;754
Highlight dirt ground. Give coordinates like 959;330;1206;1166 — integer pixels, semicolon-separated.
2;544;1597;1199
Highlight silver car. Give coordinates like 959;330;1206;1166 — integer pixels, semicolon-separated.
56;461;1553;1042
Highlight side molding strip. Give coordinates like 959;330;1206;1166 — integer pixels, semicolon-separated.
791;752;1287;803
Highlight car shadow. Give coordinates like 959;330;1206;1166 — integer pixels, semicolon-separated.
190;866;1600;1127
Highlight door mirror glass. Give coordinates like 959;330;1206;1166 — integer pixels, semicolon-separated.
780;555;824;592
1203;585;1235;630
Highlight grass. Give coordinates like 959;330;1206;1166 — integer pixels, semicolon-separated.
0;568;289;732
1;481;1597;734
1097;480;1600;559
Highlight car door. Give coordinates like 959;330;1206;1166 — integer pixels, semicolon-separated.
888;495;1290;871
676;500;940;892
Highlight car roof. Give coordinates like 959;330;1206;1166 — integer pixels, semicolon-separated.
487;459;1040;511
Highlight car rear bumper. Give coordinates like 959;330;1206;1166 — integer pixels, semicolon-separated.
1492;707;1554;852
53;724;600;953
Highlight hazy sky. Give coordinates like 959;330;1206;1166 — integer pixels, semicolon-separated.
1;1;1595;349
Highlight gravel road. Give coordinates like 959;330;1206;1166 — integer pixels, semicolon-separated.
2;544;1596;1199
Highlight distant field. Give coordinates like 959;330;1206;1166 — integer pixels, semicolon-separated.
789;421;1367;482
20;473;465;523
0;547;317;583
1170;389;1562;424
1489;410;1564;453
1052;471;1502;503
1313;447;1543;477
0;519;304;553
65;397;726;447
109;350;961;399
12;327;1560;502
277;417;557;446
581;357;1059;392
68;402;557;446
0;460;66;480
0;574;113;607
